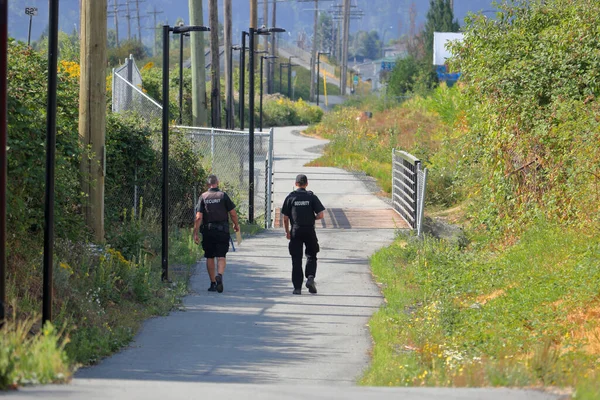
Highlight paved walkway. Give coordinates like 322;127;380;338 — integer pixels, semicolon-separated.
8;127;562;400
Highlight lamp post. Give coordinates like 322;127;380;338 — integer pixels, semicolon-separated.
260;55;278;131
248;26;285;224
162;24;210;281
288;55;298;99
41;0;60;325
240;31;249;130
176;23;190;125
381;26;392;59
229;45;242;129
25;7;38;47
316;51;330;106
279;62;286;93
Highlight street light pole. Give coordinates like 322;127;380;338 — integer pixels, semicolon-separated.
177;30;189;125
229;45;241;129
25;7;38;47
43;0;60;325
240;31;249;130
162;23;210;281
381;26;392;59
260;55;277;131
248;26;285;224
316;51;330;107
287;55;297;99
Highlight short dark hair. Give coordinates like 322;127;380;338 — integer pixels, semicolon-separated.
207;174;219;185
295;174;308;185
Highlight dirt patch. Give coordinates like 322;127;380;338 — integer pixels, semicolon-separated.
567;303;600;355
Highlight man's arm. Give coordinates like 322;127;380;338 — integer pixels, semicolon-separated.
229;209;240;232
315;211;324;220
193;212;203;244
283;215;291;240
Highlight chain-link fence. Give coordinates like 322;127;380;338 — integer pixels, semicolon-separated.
173;126;274;228
108;55;275;229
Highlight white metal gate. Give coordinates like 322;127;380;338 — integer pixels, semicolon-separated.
392;149;428;236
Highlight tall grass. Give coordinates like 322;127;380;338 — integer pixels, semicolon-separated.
362;221;600;396
0;319;70;390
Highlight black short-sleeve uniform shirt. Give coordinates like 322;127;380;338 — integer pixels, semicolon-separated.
281;188;325;227
195;188;236;224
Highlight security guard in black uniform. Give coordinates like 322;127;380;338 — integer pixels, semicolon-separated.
281;174;325;295
194;175;240;293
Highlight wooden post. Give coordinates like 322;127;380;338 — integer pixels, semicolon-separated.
224;0;233;128
209;0;221;127
79;0;107;242
310;0;318;102
340;0;350;96
189;0;208;126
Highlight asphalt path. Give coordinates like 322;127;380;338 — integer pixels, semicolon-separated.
7;127;562;400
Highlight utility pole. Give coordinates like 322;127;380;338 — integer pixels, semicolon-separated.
111;0;120;47
340;0;350;95
125;0;132;41
224;0;233;128
135;0;144;43
147;6;164;56
269;0;277;94
189;0;208;126
79;0;108;243
309;0;318;102
209;0;220;127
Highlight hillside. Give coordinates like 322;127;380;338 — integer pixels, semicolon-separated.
9;0;495;47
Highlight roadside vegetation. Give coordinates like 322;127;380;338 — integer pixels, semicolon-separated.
0;40;208;389
308;0;600;396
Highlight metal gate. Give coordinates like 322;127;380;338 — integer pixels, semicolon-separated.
392;149;428;236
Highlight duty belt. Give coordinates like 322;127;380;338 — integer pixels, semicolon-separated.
205;222;228;232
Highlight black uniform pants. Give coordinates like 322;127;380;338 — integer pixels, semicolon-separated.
289;226;320;289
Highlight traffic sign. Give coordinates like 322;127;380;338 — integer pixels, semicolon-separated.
25;7;38;16
353;75;359;85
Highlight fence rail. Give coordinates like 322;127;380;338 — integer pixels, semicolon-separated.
392;149;428;236
109;54;275;229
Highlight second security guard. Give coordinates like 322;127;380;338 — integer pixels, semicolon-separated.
281;174;325;295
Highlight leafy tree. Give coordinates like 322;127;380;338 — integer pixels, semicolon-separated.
424;0;460;61
108;39;147;67
35;29;80;63
317;13;335;54
349;30;381;60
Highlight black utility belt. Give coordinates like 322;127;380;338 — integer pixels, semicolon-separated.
204;222;229;232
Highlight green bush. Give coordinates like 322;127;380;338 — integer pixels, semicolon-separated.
7;40;85;240
450;0;600;230
262;96;323;127
105;112;206;229
0;320;70;389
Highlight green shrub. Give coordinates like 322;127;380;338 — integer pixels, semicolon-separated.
262;96;323;127
450;0;600;230
7;40;85;240
0;320;70;389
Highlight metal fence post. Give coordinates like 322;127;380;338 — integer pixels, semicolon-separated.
210;128;215;171
417;167;428;238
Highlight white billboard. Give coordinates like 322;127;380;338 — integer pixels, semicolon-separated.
433;32;464;65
